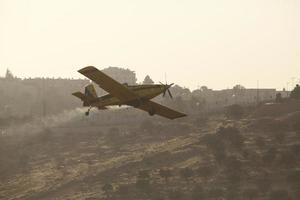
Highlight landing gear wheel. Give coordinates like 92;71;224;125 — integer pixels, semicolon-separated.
85;107;92;116
148;107;155;116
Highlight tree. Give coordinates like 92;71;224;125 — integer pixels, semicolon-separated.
102;67;137;85
200;86;209;92
290;84;300;99
143;75;154;84
233;84;246;95
5;69;14;80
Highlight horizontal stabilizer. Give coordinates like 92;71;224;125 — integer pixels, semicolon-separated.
72;91;96;107
72;92;87;101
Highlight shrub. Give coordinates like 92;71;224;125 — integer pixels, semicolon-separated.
243;188;259;200
193;116;208;127
107;127;120;140
201;133;227;164
138;169;151;180
168;190;184;200
290;144;300;156
140;120;154;133
278;150;297;167
268;189;291;200
224;156;243;185
102;183;114;198
257;177;272;193
217;126;244;149
262;147;277;165
159;168;173;183
226;189;240;200
226;104;244;119
255;136;266;149
273;132;285;144
202;133;225;153
116;184;130;196
293;121;300;133
197;165;215;181
136;179;151;193
190;185;205;200
179;167;194;182
207;188;224;199
286;169;300;190
290;84;300;99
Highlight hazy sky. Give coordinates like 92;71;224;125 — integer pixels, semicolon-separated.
1;0;299;90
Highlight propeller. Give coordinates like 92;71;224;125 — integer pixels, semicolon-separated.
160;82;174;99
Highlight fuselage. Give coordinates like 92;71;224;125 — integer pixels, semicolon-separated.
89;84;166;108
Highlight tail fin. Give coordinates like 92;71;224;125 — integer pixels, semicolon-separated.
85;84;97;99
72;84;98;106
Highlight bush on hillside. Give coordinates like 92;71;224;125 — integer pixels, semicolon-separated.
290;84;300;99
268;189;292;200
226;104;244;119
179;167;194;182
217;126;244;149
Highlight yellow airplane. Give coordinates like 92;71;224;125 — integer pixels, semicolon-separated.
73;66;186;120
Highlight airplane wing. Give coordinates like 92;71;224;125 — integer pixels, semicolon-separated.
136;100;187;120
78;66;186;120
78;66;139;102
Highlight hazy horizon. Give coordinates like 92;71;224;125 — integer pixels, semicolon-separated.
1;0;299;90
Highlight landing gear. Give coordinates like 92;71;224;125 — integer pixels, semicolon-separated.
148;107;155;116
85;107;92;116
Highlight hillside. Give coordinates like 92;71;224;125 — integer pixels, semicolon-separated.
0;103;299;200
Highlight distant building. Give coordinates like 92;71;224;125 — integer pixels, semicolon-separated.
276;89;289;98
192;88;277;111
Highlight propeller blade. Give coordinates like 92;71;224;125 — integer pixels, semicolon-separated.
167;89;173;99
